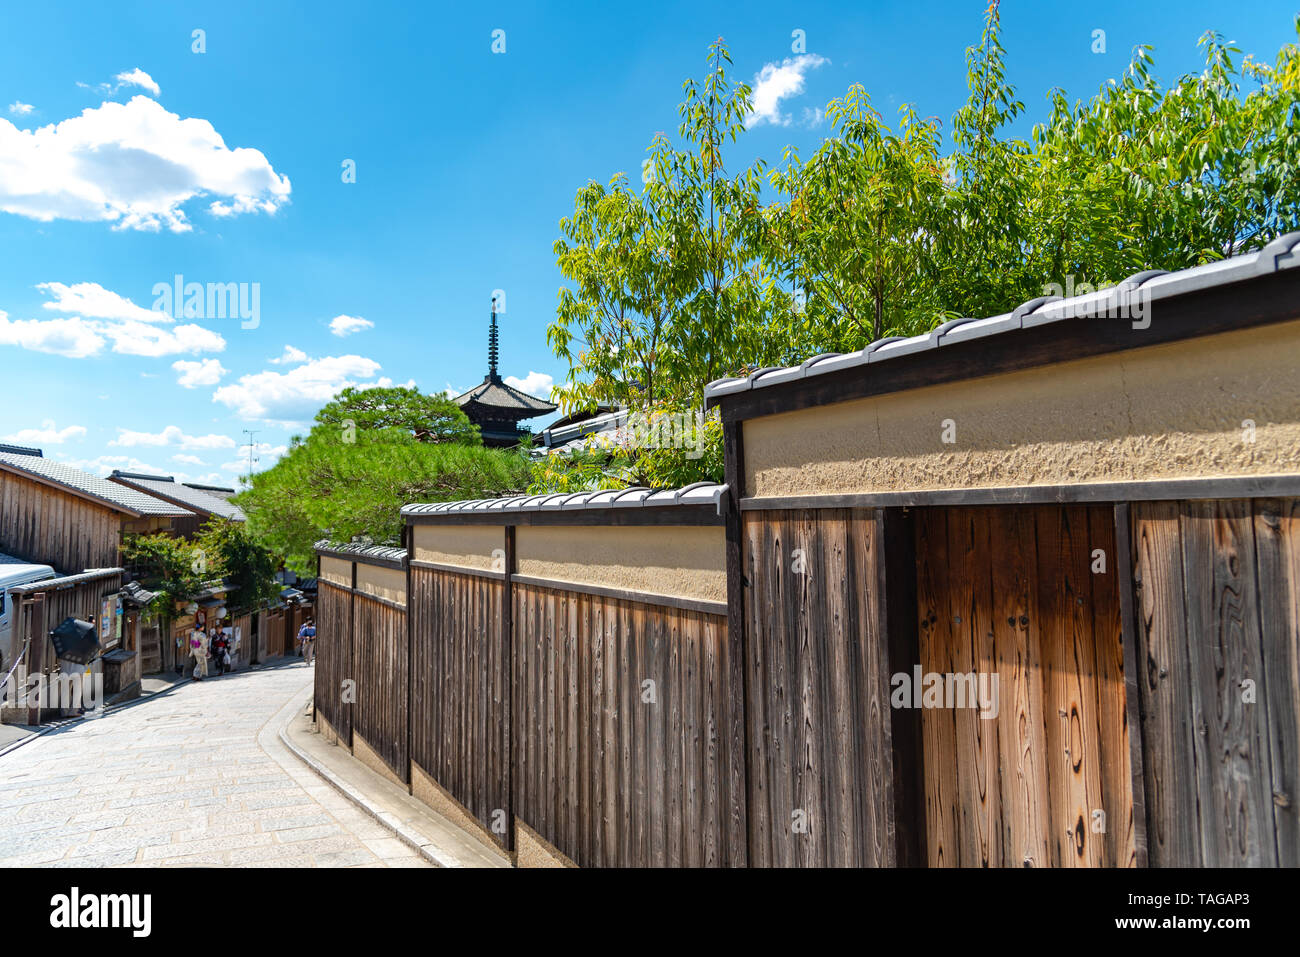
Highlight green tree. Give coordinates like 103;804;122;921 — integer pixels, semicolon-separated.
549;39;784;414
237;409;531;574
119;533;208;623
650;38;785;399
550;175;676;412
314;386;480;445
194;518;280;615
536;9;1300;493
768;90;947;348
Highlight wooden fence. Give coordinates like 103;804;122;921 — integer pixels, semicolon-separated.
314;544;409;785
313;243;1300;867
408;559;509;849
323;492;1299;869
399;499;743;864
707;245;1300;868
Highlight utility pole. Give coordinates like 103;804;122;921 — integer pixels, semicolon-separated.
242;429;259;485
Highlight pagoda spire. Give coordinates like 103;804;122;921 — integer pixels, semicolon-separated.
488;295;500;382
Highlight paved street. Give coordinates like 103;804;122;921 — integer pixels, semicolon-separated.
0;661;431;868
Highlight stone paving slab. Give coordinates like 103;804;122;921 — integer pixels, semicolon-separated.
279;702;511;868
0;662;430;868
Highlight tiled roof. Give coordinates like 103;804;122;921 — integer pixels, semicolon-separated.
120;581;160;605
454;377;557;413
704;231;1300;403
540;409;627;449
109;471;245;521
183;482;237;501
6;567;124;595
402;482;729;517
313;540;408;565
0;443;42;457
0;454;193;517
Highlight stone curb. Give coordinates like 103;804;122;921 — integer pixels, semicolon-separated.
275;694;464;869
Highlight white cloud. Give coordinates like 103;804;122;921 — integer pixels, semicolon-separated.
212;354;387;420
269;344;308;365
800;106;826;128
8;102;34;117
113;68;160;97
504;371;554;399
2;420;87;445
0;311;105;358
171;453;205;465
101;320;225;357
52;453;131;476
0;280;226;358
79;68;162;99
38;280;167;323
110;426;235;450
172;358;227;388
0;94;291;231
329;314;373;337
53;451;222;483
748;54;828;128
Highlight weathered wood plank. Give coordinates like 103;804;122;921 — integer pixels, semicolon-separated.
989;507;1050;867
1180;500;1277;866
1132;502;1201;865
1252;498;1300;866
917;508;958;866
1088;507;1134;867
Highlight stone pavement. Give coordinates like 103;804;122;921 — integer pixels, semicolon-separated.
0;660;432;868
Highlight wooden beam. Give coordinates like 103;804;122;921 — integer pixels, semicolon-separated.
739;474;1300;511
408;559;505;581
507;574;726;618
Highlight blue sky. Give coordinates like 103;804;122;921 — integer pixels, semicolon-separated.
0;0;1296;486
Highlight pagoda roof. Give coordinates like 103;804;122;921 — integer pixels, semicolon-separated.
453;376;556;416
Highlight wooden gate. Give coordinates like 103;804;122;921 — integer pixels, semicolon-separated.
913;505;1134;867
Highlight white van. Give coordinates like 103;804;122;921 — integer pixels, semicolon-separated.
0;560;57;672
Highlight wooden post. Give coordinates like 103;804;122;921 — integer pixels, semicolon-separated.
721;413;751;865
400;522;410;790
27;593;46;725
503;524;515;853
879;507;925;866
1114;503;1150;867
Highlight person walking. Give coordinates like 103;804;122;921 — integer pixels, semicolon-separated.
210;629;229;676
190;628;209;680
298;618;316;666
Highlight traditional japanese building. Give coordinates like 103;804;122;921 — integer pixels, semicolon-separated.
453;298;556;447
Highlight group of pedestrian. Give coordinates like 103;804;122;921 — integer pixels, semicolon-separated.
189;624;238;681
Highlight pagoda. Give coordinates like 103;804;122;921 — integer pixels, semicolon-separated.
453;296;557;447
